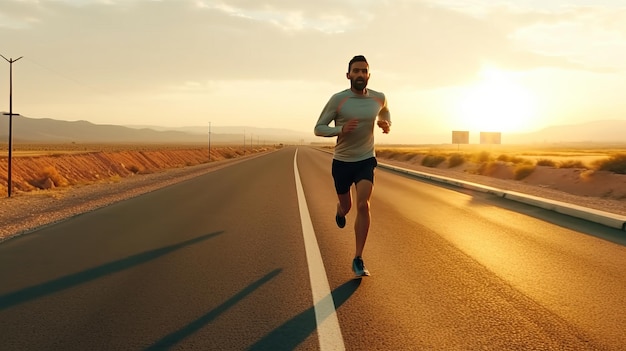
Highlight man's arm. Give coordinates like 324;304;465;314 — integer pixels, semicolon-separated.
377;95;391;134
314;97;342;137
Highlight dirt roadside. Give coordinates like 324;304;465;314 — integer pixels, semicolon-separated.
0;150;269;242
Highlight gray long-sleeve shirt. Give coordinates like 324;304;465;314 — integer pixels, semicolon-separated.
314;88;391;162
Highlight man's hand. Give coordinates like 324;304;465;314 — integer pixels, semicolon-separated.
377;120;391;134
341;119;359;134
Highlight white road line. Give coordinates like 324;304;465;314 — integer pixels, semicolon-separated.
294;149;346;351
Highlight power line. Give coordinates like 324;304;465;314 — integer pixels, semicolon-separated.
20;57;111;96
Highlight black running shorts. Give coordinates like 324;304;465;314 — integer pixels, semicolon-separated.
331;157;377;194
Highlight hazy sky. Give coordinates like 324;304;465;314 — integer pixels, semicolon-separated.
1;0;625;143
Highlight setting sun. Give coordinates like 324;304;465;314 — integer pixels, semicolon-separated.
455;67;538;133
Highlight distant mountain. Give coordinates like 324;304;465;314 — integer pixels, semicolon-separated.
0;116;312;144
506;119;626;144
1;116;623;145
126;124;315;142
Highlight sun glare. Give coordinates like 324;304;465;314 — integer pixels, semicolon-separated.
455;67;538;133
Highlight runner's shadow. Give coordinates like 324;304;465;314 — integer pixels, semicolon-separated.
145;269;283;350
0;231;224;311
247;278;362;351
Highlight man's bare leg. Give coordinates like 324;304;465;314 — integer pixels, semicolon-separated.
354;180;373;257
335;191;352;228
336;191;352;217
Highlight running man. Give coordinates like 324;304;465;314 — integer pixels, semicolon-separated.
314;55;391;277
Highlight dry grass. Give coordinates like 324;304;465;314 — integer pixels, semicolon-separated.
374;144;626;203
594;153;626;174
0;142;222;156
536;159;557;167
514;164;537;180
448;153;466;168
421;154;447;167
376;144;626;184
376;144;626;173
558;160;586;169
378;143;621;161
0;144;277;196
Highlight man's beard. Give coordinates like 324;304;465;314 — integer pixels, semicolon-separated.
351;78;368;91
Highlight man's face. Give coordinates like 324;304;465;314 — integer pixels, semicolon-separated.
347;61;369;91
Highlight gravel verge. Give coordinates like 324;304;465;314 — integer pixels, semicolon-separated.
0;156;252;242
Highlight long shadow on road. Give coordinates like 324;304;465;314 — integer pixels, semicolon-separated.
247;278;362;351
144;276;361;350
145;268;283;350
0;231;224;311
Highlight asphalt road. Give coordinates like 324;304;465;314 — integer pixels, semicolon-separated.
1;146;625;350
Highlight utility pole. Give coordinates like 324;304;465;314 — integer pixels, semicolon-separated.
208;121;211;162
1;54;23;198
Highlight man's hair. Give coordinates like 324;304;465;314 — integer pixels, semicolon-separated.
348;55;368;73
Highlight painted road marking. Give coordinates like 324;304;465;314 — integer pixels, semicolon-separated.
294;149;346;351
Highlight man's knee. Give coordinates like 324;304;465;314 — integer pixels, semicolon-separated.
356;199;370;213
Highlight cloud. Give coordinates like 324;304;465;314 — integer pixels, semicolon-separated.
432;2;626;71
1;0;623;99
505;6;626;71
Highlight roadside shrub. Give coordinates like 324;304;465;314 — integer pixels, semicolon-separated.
558;160;586;169
222;149;238;159
514;164;536;180
30;165;69;189
397;151;418;162
536;158;556;167
448;153;465;168
511;156;531;165
475;151;491;163
595;153;626;174
126;164;141;174
376;149;418;162
421;154;446;168
498;154;530;164
475;161;498;176
42;166;69;186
